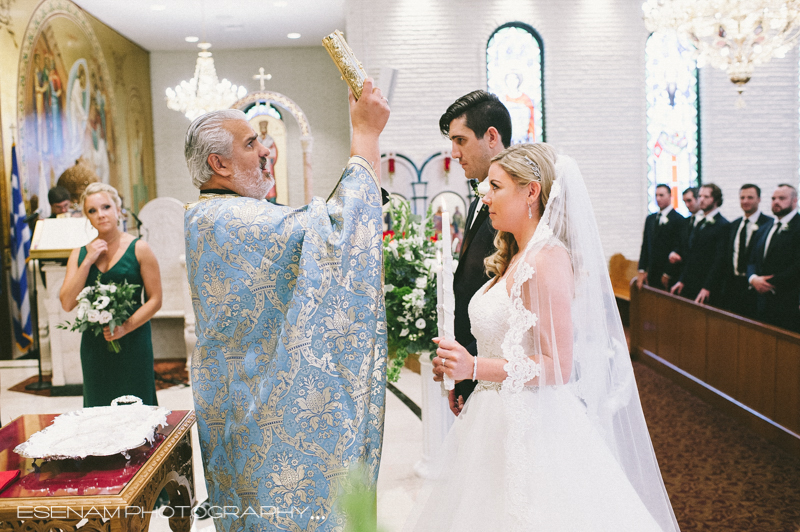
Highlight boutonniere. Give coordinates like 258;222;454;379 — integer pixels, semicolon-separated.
779;223;789;233
475;179;490;198
750;223;759;232
704;217;716;226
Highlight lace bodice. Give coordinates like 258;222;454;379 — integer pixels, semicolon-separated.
468;280;537;392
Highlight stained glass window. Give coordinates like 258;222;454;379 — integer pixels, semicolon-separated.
645;31;699;215
487;23;544;144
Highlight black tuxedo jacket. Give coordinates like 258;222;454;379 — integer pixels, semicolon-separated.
638;209;684;287
453;197;496;402
721;213;772;315
724;213;773;278
677;212;729;301
746;215;800;331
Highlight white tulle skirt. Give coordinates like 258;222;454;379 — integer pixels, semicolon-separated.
402;386;665;532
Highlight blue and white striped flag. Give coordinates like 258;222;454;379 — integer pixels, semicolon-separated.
9;143;32;351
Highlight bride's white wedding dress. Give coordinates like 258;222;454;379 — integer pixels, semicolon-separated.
403;277;665;531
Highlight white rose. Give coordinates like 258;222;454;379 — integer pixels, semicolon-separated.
400;328;409;337
403;251;414;261
87;309;101;323
383;284;395;295
415;277;427;289
98;311;113;324
477;180;491;196
94;296;111;310
77;287;93;299
415;318;426;329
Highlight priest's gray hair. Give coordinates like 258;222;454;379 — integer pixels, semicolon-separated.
184;109;247;188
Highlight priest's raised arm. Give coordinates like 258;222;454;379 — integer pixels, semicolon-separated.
183;79;390;532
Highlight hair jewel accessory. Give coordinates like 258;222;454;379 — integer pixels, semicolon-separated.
523;156;541;180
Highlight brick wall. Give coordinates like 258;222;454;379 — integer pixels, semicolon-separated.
345;0;800;259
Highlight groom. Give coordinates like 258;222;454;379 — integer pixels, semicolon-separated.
433;90;511;414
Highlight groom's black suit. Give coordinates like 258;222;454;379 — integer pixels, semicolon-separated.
453;195;496;403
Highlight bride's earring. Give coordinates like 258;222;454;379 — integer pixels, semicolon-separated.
528;203;532;219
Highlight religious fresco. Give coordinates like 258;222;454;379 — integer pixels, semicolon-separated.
18;9;116;211
487;23;545;145
11;0;156;217
127;87;155;213
645;30;699;215
246;103;287;205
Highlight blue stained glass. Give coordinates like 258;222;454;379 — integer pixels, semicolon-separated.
487;24;544;144
645;31;699;215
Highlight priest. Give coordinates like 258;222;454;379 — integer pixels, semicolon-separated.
184;80;390;532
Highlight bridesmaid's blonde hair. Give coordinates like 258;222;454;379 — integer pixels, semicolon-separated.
484;143;558;280
81;182;122;216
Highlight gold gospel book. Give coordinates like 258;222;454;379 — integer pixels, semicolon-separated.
323;30;367;100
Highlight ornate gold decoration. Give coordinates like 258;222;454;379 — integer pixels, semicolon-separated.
322;30;367;100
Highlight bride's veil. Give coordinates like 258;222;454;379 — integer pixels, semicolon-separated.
501;151;680;531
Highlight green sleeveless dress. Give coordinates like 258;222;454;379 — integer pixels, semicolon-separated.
78;238;158;407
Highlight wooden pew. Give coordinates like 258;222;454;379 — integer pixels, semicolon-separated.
630;283;800;459
609;253;639;301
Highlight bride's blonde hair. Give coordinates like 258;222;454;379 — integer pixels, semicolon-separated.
484;143;558;280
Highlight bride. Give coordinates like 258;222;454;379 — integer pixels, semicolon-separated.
404;144;680;531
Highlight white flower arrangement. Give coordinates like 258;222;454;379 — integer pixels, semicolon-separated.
58;278;140;353
383;197;439;382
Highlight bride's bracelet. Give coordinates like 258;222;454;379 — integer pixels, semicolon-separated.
473;356;478;381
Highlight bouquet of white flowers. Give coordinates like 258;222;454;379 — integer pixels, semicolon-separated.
58;278;140;353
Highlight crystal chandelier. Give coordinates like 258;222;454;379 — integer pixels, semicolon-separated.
643;0;800;99
166;42;247;120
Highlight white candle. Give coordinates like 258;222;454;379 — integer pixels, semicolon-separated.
439;203;455;391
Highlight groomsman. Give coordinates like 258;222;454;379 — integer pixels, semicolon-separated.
637;184;684;290
671;183;729;304
434;90;510;414
667;187;700;282
747;184;800;333
721;184;772;317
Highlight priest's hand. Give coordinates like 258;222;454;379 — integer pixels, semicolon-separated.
670;281;684;295
434;337;472;381
349;78;390;170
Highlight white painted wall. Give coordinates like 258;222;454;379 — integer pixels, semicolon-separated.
149;46;351;206
345;0;800;259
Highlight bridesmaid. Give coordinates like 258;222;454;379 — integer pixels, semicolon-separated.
60;183;162;407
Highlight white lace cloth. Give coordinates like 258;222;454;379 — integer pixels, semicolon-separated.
15;396;171;461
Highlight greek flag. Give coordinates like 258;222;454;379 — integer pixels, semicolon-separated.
9;144;32;351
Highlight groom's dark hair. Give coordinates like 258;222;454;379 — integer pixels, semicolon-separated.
439;90;512;148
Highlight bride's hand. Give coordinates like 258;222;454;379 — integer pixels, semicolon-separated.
434;337;473;381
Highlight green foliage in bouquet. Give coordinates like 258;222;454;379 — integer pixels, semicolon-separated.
383;198;439;382
57;278;140;353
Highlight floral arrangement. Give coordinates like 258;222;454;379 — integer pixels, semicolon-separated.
383;198;440;382
58;278;140;353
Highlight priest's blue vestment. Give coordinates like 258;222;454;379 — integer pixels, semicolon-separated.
185;156;387;532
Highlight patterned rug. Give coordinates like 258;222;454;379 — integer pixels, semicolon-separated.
635;361;800;532
8;359;190;397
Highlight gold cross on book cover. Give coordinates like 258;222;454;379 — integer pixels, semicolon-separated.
323;30;367;100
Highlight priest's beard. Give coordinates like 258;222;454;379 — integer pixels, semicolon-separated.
232;159;275;200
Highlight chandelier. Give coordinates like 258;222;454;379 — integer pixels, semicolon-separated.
644;0;800;100
166;42;247;120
